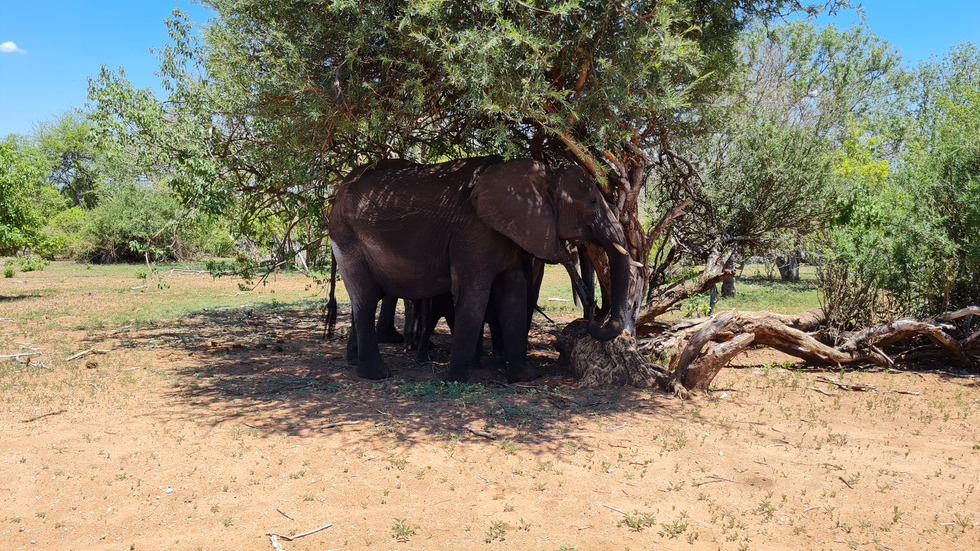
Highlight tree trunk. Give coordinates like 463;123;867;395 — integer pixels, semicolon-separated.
720;249;738;297
776;252;800;282
557;319;671;388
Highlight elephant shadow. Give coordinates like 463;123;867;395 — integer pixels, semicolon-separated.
111;301;673;453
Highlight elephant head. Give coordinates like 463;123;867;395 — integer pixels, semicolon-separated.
469;159;633;341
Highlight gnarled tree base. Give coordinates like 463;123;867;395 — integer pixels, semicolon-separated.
556;319;672;389
557;306;979;399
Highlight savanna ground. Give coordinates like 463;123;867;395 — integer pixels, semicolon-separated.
2;261;978;551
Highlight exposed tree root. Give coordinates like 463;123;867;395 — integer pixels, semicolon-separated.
559;305;978;399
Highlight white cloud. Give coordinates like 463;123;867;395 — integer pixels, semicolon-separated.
1;41;26;54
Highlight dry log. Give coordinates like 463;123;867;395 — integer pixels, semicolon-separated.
672;311;737;372
933;306;980;323
680;333;755;393
841;319;972;367
561;304;978;398
964;330;979;351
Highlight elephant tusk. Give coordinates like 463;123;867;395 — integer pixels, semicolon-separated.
610;242;643;268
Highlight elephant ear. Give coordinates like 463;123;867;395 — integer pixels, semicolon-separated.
470;159;563;262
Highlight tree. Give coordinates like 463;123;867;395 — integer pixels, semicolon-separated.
90;0;854;388
824;43;980;324
662;21;901;297
0;139;46;255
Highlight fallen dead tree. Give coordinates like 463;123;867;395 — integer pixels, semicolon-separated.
558;306;979;399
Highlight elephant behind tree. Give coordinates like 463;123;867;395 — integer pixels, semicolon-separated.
329;156;633;383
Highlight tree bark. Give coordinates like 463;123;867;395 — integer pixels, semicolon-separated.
776;252;800;282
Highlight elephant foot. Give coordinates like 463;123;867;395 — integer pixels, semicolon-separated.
506;365;537;384
444;368;470;384
355;361;391;380
376;330;404;344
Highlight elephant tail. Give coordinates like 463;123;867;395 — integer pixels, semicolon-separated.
325;249;338;338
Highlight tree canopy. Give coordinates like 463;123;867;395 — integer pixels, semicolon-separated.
89;0;850;313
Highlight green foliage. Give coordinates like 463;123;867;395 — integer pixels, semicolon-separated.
672;20;902;259
88;1;846;285
79;184;180;263
17;254;49;272
0;140;47;255
41;207;88;259
822;44;980;324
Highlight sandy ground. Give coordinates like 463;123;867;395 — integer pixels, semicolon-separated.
1;267;978;550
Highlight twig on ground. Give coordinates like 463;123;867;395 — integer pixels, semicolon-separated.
267;523;332;543
466;427;495;439
817;375;876;392
18;409;66;423
323;420;361;429
1;352;42;360
608;423;627;430
806;386;837;397
839;476;854;489
599;503;627;515
66;348;110;361
276;508;294;521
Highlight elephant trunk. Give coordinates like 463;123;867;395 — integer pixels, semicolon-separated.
587;240;633;342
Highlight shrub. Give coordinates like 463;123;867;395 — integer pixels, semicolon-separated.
80;184;180;263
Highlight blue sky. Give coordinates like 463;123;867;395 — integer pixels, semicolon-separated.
2;1;979;138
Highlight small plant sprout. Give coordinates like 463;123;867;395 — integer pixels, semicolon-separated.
391;518;420;540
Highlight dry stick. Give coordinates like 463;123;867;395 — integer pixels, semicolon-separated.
467;427;495;440
806;386;837;397
276;508;294;521
0;352;41;360
18;409;66;423
66;348;110;361
816;375;876;392
267;523;333;542
322;420;361;429
933;305;980;323
694;474;739;486
599;503;627;515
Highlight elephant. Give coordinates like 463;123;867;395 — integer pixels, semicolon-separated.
403;254;544;365
329;156;633;383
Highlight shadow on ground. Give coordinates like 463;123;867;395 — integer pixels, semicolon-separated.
102;302;680;455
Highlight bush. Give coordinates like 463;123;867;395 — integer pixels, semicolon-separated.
80;184;180;263
17;254;49;272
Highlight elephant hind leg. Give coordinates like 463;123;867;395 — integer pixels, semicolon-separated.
350;294;391;380
375;295;404;344
494;270;536;384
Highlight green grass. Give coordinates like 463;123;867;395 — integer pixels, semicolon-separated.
0;260;328;328
715;265;821;314
538;262;821;320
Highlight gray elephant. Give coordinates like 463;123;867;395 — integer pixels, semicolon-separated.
329;156;632;383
